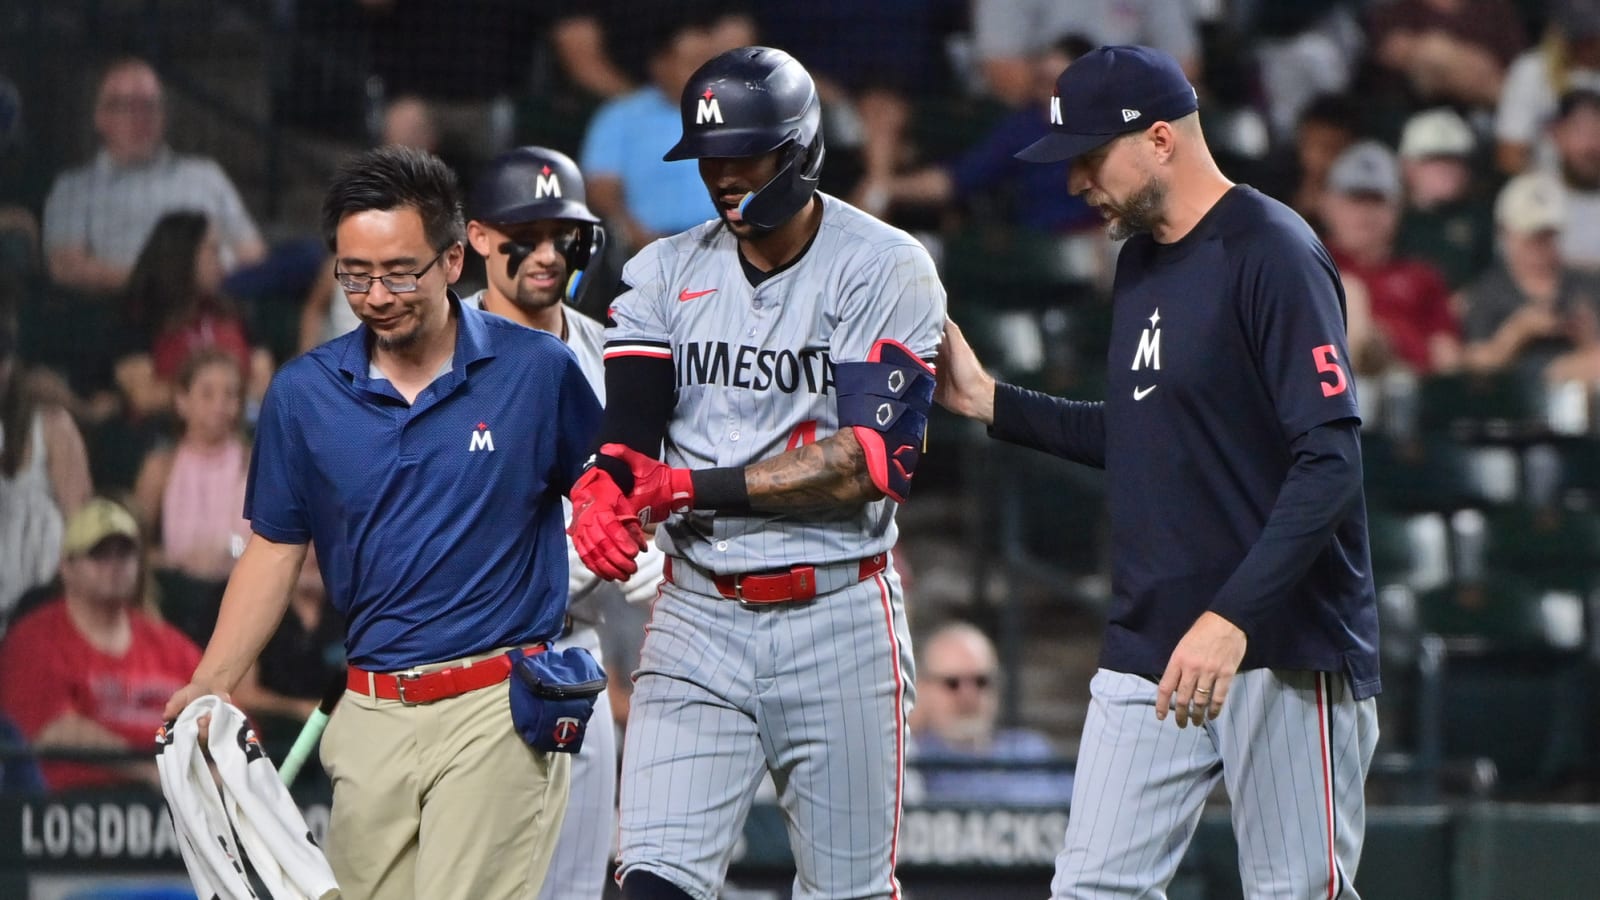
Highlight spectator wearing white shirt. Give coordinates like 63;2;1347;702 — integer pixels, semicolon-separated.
1494;0;1600;174
42;58;264;295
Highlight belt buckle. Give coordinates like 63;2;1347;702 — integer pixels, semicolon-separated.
733;573;778;609
394;667;426;705
732;574;759;609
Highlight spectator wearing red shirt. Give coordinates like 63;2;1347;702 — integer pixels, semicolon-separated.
110;210;272;422
0;498;200;792
1369;0;1527;109
1321;140;1463;374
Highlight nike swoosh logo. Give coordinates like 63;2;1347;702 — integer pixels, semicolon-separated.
678;288;718;302
1133;385;1157;401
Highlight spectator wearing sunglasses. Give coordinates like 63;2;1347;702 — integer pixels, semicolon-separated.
908;621;1073;807
0;498;200;792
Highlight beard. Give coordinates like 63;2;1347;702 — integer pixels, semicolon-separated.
373;328;421;352
513;280;564;313
371;315;423;352
1103;176;1169;241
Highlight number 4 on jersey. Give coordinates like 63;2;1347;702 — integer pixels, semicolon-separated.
1313;345;1348;398
786;420;817;450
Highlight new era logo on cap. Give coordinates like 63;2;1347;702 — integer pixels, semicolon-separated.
1017;45;1198;165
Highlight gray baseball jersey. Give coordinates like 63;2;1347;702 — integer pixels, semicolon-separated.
604;192;945;572
606;194;943;899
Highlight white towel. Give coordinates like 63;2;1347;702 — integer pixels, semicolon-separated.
156;707;251;900
156;695;340;900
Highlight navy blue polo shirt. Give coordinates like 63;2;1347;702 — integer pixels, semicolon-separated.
245;295;602;670
1100;186;1379;697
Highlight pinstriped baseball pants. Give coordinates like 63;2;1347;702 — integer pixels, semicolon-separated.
616;570;915;900
1052;669;1378;900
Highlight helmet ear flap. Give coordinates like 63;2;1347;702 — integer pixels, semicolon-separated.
799;128;825;184
564;223;606;305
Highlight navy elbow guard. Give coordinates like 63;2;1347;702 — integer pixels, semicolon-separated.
835;339;936;502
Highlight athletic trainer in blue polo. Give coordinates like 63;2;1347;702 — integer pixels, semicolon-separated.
164;145;602;900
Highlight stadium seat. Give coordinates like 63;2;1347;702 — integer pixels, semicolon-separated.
1367;509;1451;592
1415;371;1549;443
1414;574;1590;793
1482;505;1600;595
1362;433;1495;513
1550;437;1600;509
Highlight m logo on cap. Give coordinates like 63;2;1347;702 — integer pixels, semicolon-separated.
533;166;561;199
1050;95;1063;126
696;90;723;125
1122;109;1142;122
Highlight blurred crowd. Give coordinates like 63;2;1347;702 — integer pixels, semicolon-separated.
1;0;1598;797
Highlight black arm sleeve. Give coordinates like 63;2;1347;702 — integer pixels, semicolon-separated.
987;382;1108;469
1208;418;1364;635
590;355;675;493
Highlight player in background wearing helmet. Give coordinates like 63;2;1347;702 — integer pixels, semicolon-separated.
464;145;665;900
566;46;946;900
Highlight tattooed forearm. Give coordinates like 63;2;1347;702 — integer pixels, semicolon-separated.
743;430;883;512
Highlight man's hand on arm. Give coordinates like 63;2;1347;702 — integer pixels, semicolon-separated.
598;443;694;526
933;318;996;424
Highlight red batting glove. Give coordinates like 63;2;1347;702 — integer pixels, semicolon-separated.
568;466;648;581
598;443;695;527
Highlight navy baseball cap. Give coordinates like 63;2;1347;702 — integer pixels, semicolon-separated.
1016;45;1199;164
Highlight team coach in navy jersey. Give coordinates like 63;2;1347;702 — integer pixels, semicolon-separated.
936;46;1381;900
164;145;603;900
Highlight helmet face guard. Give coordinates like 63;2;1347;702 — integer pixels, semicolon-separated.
664;46;825;231
469;146;606;306
735;136;825;231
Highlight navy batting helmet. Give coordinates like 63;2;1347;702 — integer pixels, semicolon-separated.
468;146;606;304
663;46;825;231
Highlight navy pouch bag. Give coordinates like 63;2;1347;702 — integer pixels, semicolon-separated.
508;647;608;753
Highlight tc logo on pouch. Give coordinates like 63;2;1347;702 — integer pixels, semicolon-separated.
552;717;582;748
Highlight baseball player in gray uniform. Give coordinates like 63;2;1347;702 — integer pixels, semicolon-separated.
567;47;946;900
463;145;665;900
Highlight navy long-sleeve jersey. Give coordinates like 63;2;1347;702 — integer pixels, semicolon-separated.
991;186;1380;700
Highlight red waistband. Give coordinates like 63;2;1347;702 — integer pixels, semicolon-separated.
346;645;545;704
664;554;887;604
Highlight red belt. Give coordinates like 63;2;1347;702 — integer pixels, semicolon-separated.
664;554;887;604
347;645;545;704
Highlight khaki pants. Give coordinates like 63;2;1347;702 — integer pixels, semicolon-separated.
321;651;571;900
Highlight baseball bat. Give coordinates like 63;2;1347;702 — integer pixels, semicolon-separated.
279;672;347;787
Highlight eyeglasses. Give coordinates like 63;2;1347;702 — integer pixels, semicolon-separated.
933;673;993;692
334;248;447;294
